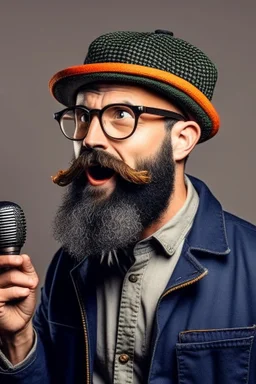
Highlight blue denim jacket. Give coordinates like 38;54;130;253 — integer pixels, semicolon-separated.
1;175;256;383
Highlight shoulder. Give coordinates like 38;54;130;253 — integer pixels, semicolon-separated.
224;211;256;234
223;211;256;250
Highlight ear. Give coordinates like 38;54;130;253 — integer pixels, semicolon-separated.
171;120;201;161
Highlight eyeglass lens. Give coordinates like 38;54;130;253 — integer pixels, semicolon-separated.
60;105;136;140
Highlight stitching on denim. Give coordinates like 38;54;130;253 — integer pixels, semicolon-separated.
245;333;254;384
176;336;254;383
184;206;230;255
176;349;185;384
176;336;254;350
180;325;256;337
47;320;82;330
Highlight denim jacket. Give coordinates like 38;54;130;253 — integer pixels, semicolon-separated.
1;175;256;384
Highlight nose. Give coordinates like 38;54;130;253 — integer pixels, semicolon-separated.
82;115;109;150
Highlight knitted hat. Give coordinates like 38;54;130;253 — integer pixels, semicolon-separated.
49;30;220;143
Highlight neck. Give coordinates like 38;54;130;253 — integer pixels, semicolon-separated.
140;172;187;240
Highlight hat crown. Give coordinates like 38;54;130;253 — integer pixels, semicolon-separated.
84;31;218;101
49;30;220;143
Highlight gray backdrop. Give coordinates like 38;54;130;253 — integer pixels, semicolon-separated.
0;0;255;285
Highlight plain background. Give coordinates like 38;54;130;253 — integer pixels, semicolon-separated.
0;0;255;286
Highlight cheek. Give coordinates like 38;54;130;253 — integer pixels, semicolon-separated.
73;142;82;159
114;124;166;168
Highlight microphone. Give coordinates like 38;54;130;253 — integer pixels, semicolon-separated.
0;202;26;255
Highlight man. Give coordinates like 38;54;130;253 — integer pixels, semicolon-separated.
0;30;255;383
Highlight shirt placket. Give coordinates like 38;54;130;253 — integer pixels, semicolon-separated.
113;250;150;384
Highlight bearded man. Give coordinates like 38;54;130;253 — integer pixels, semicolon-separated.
0;30;256;384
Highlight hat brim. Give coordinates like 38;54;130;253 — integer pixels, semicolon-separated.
49;63;220;143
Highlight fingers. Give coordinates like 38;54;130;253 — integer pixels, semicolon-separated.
0;269;35;289
0;286;30;302
0;255;24;269
0;255;39;289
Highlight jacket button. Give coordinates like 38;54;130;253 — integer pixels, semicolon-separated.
119;353;130;364
129;274;138;283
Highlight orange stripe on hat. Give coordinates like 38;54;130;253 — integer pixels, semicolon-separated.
49;63;220;136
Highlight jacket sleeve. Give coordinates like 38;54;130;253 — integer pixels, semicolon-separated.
0;250;63;383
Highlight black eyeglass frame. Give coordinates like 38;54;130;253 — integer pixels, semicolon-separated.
53;104;186;141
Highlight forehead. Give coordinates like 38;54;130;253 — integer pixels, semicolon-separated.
76;83;155;102
76;83;179;110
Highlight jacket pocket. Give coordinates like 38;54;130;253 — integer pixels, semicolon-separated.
176;325;255;384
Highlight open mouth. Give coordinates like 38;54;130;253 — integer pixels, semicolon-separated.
86;165;115;183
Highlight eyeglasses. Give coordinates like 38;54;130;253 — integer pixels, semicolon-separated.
53;103;186;141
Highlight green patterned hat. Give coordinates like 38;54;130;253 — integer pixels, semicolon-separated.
49;30;220;143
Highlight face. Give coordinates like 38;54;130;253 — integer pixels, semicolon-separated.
53;84;181;264
74;84;182;192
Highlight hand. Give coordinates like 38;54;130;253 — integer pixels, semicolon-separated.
0;254;39;336
0;254;39;364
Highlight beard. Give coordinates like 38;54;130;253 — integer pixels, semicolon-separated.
53;134;175;265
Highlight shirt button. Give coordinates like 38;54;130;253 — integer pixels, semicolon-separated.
129;274;138;283
119;353;130;364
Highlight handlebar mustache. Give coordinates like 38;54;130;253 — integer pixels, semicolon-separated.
51;149;151;187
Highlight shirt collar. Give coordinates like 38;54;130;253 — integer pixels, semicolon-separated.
146;175;199;257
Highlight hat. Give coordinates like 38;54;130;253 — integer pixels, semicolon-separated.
49;30;220;143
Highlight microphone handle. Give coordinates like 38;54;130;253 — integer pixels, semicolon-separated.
0;247;21;274
0;247;20;255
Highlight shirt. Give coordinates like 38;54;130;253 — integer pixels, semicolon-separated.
94;176;199;383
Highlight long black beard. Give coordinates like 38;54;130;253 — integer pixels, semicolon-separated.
53;136;175;264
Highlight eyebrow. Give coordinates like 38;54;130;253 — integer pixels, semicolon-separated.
77;100;135;108
120;100;134;105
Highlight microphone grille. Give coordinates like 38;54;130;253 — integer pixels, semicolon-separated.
0;202;26;249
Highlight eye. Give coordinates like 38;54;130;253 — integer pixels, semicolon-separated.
80;114;89;123
117;110;131;118
112;107;134;119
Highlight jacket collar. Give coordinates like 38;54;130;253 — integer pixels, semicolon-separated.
186;175;230;256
